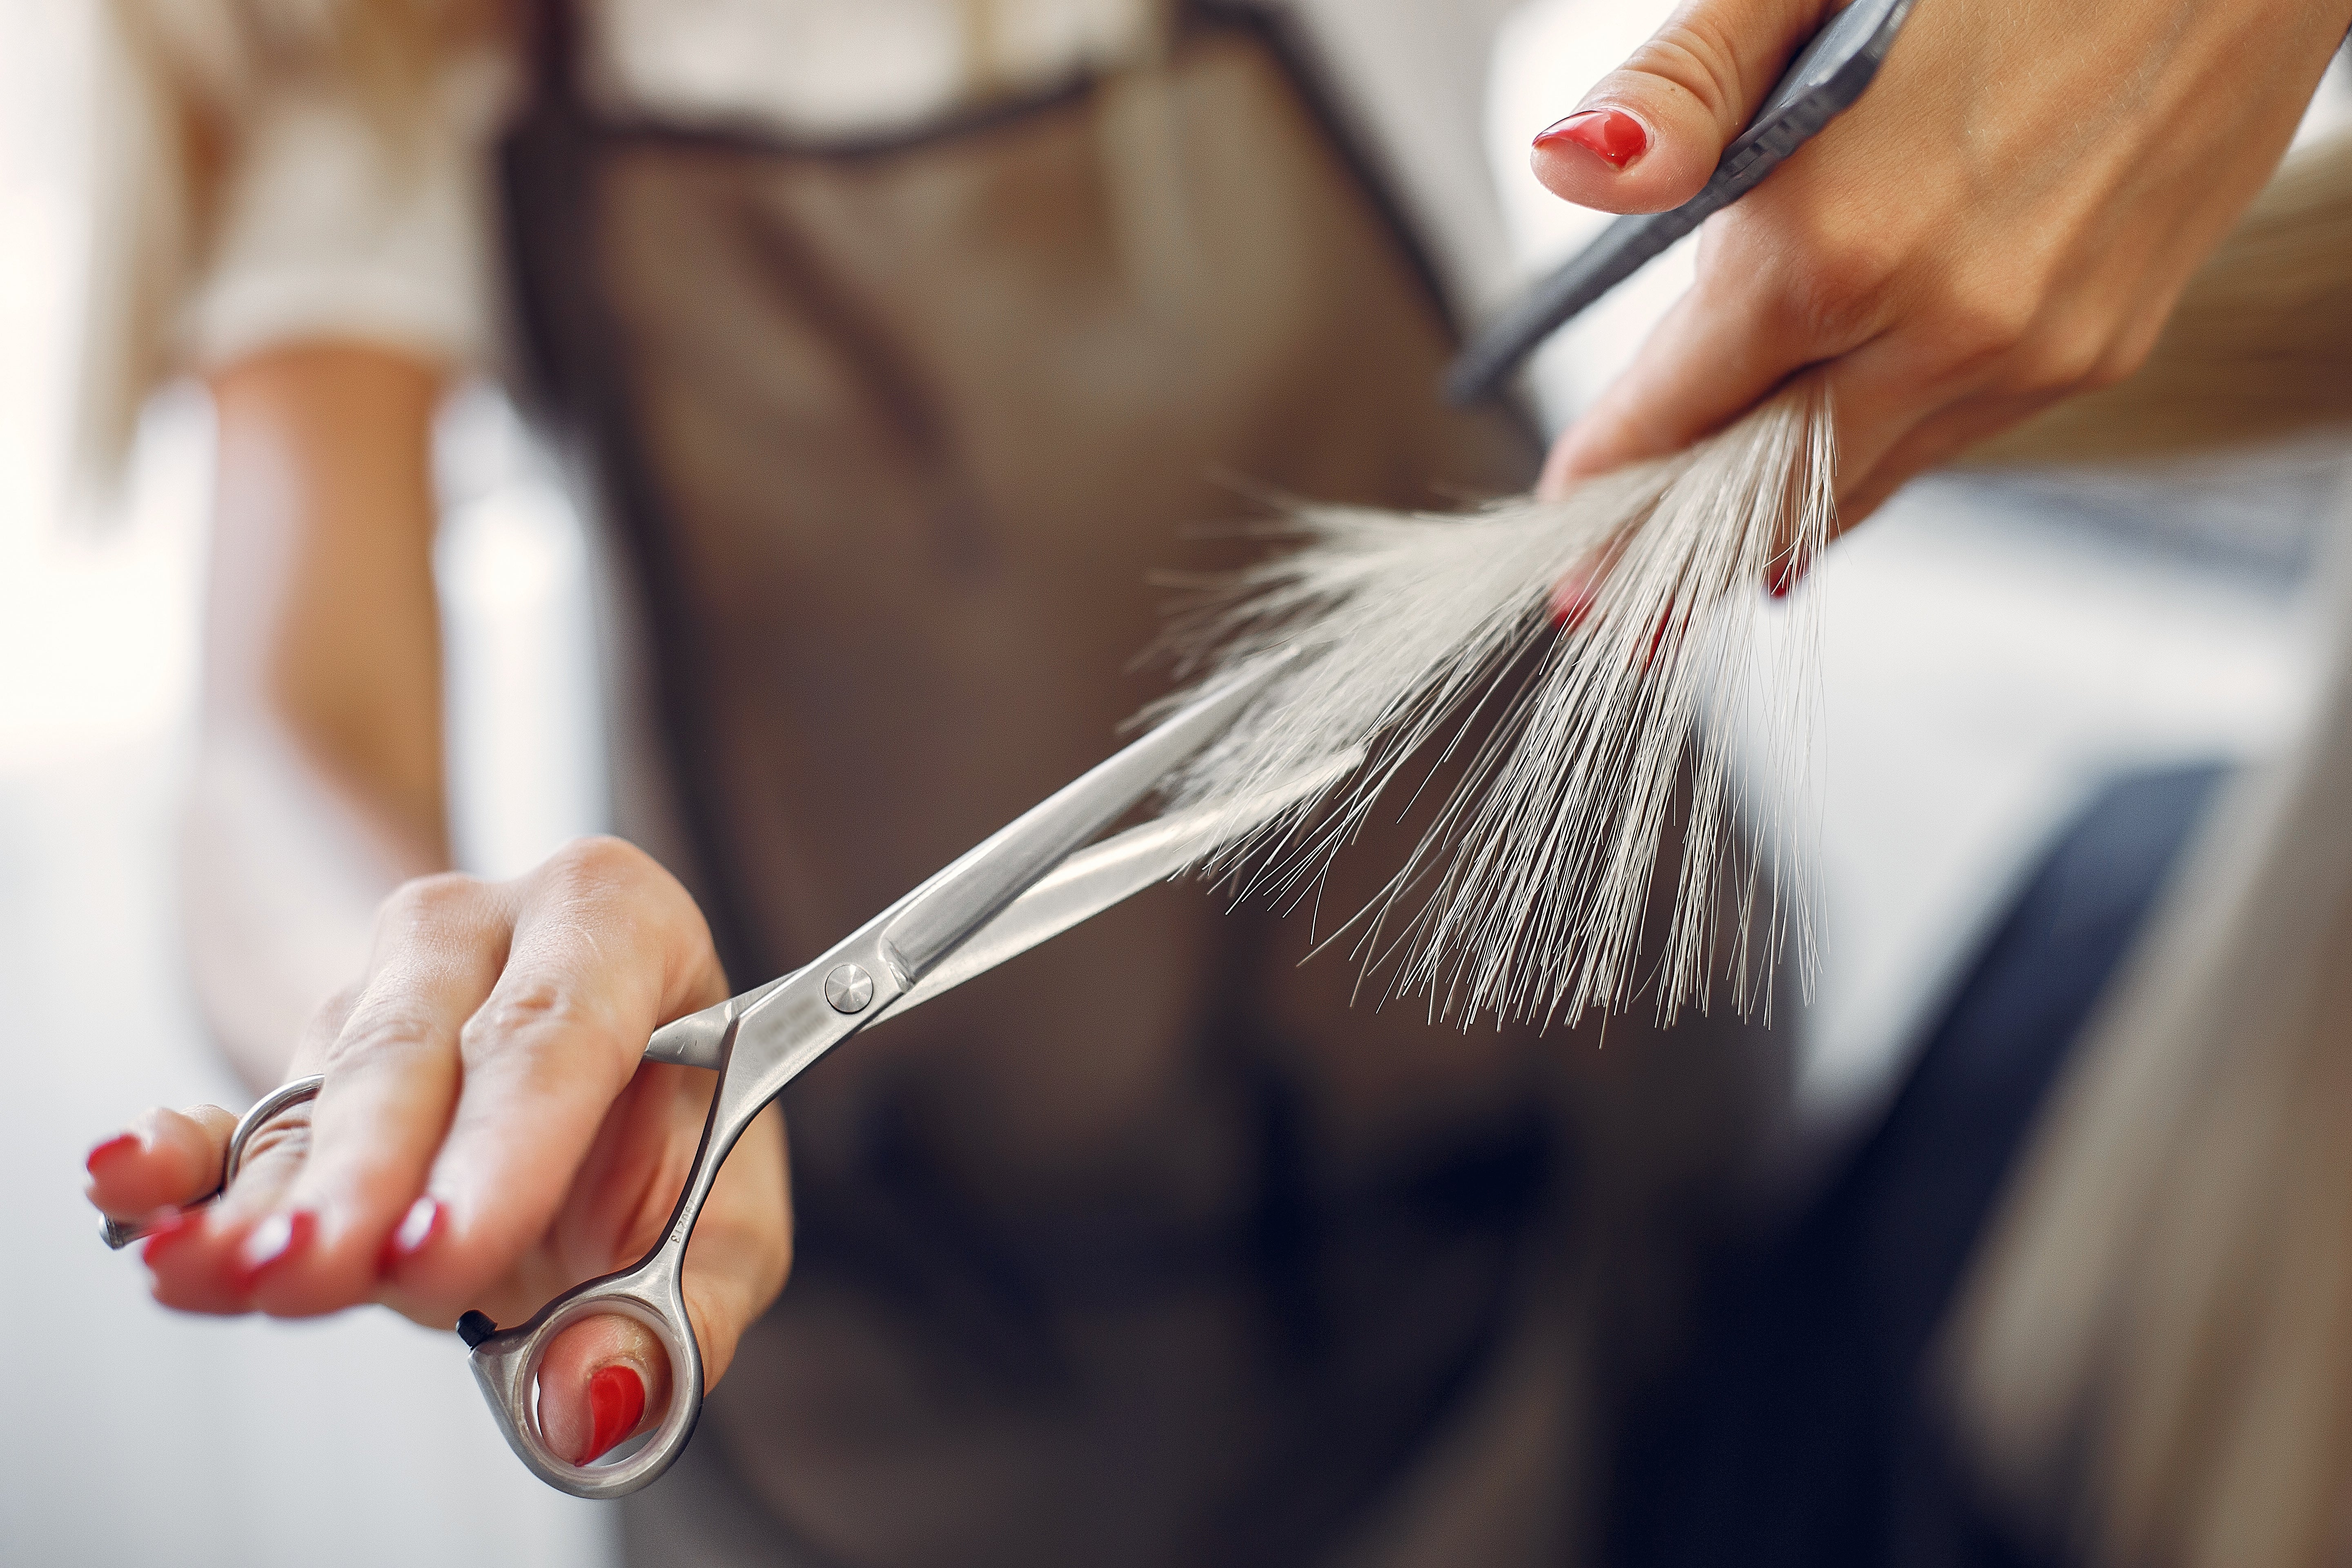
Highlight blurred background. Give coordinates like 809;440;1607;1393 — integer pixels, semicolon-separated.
2;2;2344;1563
0;5;610;1564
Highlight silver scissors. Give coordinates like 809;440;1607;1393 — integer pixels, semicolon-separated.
114;655;1337;1499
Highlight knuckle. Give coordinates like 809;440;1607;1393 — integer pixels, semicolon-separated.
458;974;602;1058
533;835;710;957
1626;12;1752;132
326;989;443;1069
1991;305;2143;400
2020;334;2108;396
294;981;366;1063
537;835;657;901
1740;226;1904;353
2082;320;2160;393
1923;276;2040;383
549;833;648;879
377;871;484;933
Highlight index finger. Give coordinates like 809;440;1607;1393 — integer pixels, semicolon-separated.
141;875;512;1316
376;837;730;1312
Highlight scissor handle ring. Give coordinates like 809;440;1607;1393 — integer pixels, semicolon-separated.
100;1073;328;1250
223;1073;327;1187
463;1240;706;1500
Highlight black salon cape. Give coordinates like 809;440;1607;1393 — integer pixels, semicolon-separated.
1604;763;2227;1568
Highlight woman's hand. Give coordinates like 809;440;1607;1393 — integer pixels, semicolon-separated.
83;837;790;1466
1532;0;2352;525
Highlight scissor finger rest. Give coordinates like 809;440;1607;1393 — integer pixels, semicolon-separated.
460;1239;707;1500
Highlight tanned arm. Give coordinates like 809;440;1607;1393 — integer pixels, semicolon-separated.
184;343;452;1088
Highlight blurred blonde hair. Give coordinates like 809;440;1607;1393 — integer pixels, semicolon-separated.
76;0;496;494
1954;128;2352;1568
1972;129;2352;467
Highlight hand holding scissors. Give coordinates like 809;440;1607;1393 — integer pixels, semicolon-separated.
91;657;1327;1498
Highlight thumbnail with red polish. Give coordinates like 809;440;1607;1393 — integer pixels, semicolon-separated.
237;1209;316;1288
1535;109;1649;172
586;1365;647;1462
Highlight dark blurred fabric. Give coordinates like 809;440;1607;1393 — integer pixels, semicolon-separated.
1605;761;2230;1568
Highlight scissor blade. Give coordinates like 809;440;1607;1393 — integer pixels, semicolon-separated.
873;750;1357;1023
644;752;1355;1071
874;653;1292;984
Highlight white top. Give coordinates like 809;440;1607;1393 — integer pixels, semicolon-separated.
183;0;1535;378
186;47;509;373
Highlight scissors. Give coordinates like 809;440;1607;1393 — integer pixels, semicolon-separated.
106;654;1346;1499
1444;0;1918;406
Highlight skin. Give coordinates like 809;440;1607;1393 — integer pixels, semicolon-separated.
88;345;787;1463
1535;0;2352;528
85;0;2352;1468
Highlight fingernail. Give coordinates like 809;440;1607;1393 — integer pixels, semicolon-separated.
585;1364;647;1463
236;1209;316;1289
1767;555;1810;598
85;1132;142;1177
379;1195;441;1277
1535;109;1649;172
138;1207;198;1266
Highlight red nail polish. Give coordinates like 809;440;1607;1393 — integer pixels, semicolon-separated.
85;1133;141;1177
1550;578;1597;632
379;1196;441;1277
236;1209;316;1289
138;1207;198;1266
1767;555;1810;599
1535;109;1649;172
586;1364;647;1463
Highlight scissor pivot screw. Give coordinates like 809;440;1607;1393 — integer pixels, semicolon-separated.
823;964;875;1014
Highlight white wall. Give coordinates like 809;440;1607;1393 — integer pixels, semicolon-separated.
0;5;613;1561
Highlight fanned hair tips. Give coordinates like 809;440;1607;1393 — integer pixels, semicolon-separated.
1154;381;1835;1031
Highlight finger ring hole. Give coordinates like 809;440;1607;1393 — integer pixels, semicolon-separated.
223;1074;327;1195
506;1293;699;1488
532;1305;681;1468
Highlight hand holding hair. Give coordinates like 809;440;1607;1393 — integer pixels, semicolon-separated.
1533;0;2352;523
1159;0;2351;1030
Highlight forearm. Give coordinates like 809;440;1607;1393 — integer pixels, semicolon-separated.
189;343;452;1089
182;724;442;1091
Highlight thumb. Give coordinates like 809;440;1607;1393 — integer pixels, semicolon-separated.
1531;0;1834;215
532;1217;785;1466
539;1313;670;1466
537;1101;791;1466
